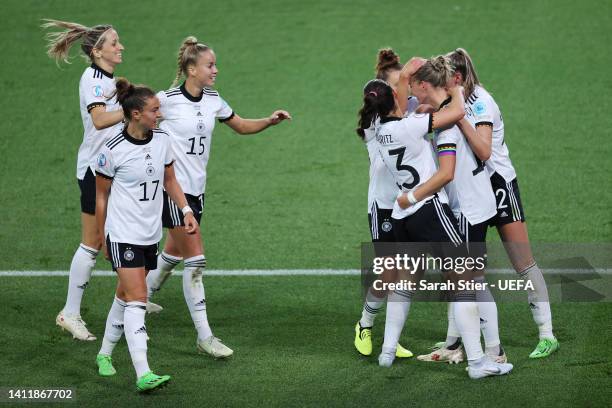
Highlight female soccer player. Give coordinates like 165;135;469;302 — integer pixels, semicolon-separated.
94;78;197;392
354;49;416;359
43;19;125;341
446;48;558;358
144;36;291;358
405;56;506;366
359;57;513;378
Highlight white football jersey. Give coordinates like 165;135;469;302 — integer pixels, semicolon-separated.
434;126;496;225
95;129;174;245
376;113;449;220
156;84;234;196
465;85;517;182
77;63;123;179
366;97;420;213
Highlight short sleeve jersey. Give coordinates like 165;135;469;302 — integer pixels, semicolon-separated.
156;84;234;196
434;125;497;224
465;85;516;182
376;113;450;220
366;97;421;213
77;63;123;179
95;129;174;245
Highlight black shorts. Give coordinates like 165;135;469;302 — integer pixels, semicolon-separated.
392;196;465;259
489;172;526;226
368;203;395;243
106;236;158;271
457;213;489;270
77;168;96;215
162;191;204;228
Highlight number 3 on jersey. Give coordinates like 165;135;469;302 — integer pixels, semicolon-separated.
388;147;420;189
187;136;205;155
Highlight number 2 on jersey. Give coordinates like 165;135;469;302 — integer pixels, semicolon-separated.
187;136;205;155
139;180;160;201
388;147;420;189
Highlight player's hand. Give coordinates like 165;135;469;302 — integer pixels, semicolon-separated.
269;110;292;125
184;213;199;235
448;85;465;100
406;57;426;75
397;193;410;209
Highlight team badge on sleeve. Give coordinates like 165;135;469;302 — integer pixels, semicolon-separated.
97;153;107;167
92;85;104;97
474;101;487;116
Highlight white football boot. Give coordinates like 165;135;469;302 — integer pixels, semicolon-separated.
56;311;96;341
468;357;513;379
146;301;163;314
197;336;234;358
417;344;464;364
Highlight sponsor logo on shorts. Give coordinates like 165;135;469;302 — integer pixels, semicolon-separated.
124;249;135;261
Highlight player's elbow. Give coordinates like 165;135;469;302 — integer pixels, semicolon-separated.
441;170;454;184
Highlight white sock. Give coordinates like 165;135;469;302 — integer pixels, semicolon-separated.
382;290;412;352
359;289;385;328
520;263;554;339
452;293;484;362
445;301;461;348
146;252;182;299
474;276;501;352
99;297;126;356
63;244;98;315
124;301;150;378
183;255;212;341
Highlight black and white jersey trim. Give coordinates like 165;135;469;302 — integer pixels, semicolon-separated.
165;88;181;97
218;112;235;123
432;197;463;246
475;121;493;127
87;102;106;113
106;133;125;150
96;171;113;180
507;181;522;222
91;63;114;79
203;87;219;96
466;93;477;105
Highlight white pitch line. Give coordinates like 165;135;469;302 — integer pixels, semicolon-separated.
0;268;611;277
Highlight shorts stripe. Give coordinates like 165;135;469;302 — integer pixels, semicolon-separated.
167;194;180;226
432;198;463;246
370;202;379;240
507;182;520;221
112;242;121;268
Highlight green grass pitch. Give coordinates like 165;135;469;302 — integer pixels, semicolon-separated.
0;0;611;406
